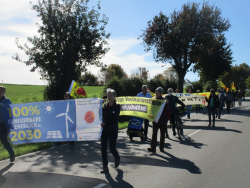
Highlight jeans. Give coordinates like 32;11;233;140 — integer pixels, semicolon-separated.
151;125;166;150
204;106;207;114
238;99;242;106
187;105;192;118
196;105;200;113
144;119;149;137
208;107;216;125
0;123;14;156
101;129;120;168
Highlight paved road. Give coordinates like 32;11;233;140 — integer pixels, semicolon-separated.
1;98;250;188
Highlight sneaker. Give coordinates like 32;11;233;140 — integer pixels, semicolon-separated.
147;148;156;153
10;153;15;162
101;166;109;173
172;129;176;136
115;158;120;168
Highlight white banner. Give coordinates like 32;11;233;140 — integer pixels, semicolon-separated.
75;98;103;141
165;93;206;106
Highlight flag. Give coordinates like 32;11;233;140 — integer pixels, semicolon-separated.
220;81;227;89
185;79;194;89
68;80;87;99
231;82;236;92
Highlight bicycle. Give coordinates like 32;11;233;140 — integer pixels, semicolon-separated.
174;107;186;140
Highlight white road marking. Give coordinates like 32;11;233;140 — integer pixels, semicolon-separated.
186;129;202;138
93;183;107;188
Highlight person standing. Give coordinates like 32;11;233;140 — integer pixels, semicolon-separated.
0;86;15;162
196;90;201;114
101;89;120;173
186;88;193;119
165;88;185;137
148;87;169;153
205;89;219;127
237;90;243;106
225;88;233;114
137;85;152;139
217;88;225;119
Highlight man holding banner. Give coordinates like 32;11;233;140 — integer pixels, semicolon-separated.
137;85;152;139
0;86;15;162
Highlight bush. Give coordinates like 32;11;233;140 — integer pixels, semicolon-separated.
147;78;164;93
163;80;178;93
104;77;123;97
122;77;144;96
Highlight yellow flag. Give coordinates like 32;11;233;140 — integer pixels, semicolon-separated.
231;82;236;92
68;80;87;99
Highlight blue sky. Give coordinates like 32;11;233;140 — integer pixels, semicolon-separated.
1;0;249;85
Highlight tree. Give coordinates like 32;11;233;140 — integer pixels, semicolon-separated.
246;76;250;89
79;71;99;86
13;0;110;100
140;2;231;92
99;64;127;84
162;66;178;83
130;67;149;81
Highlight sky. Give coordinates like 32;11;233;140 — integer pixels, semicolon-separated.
1;0;250;85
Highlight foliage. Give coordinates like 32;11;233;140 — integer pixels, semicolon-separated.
99;64;127;84
140;1;231;92
204;81;218;92
79;71;99;86
184;81;203;93
104;77;123;97
147;78;164;93
130;67;149;81
13;0;110;100
122;77;144;96
246;76;250;89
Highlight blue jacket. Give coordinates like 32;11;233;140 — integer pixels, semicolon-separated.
0;96;12;124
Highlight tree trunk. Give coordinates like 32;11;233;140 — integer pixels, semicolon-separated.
177;71;186;93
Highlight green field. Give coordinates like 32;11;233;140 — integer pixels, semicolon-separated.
0;84;129;161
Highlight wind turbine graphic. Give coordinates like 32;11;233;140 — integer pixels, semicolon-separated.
56;102;74;138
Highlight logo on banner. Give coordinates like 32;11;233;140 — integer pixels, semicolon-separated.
44;103;54;115
56;102;74;138
84;111;95;124
46;131;63;139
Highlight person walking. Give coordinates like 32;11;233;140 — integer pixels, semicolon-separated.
205;89;219;127
225;88;233;114
186;88;193;119
101;89;120;173
217;88;225;119
148;87;170;153
0;86;15;162
165;88;185;138
237;90;243;106
137;85;152;139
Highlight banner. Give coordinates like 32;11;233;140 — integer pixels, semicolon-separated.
104;97;166;122
68;80;87;98
164;93;206;106
3;99;102;145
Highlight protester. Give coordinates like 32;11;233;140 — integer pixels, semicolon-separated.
205;89;219;127
196;90;200;114
137;85;152;139
186;88;192;119
148;87;169;153
175;89;179;93
203;88;210;114
217;88;225;119
51;92;75;149
0;86;15;162
237;90;243;106
225;88;233;114
101;89;120;173
165;88;185;138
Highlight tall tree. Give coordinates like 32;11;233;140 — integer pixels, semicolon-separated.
140;1;231;92
130;67;149;81
13;0;110;100
99;64;127;84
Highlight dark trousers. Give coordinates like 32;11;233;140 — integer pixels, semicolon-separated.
101;129;120;167
218;103;224;118
196;105;200;113
166;114;175;135
144;119;149;137
151;125;166;150
226;100;231;114
208;107;216;125
0;123;14;156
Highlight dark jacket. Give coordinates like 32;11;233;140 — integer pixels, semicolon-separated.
165;95;185;115
153;96;170;126
218;92;225;104
102;101;120;131
205;95;219;108
225;92;233;101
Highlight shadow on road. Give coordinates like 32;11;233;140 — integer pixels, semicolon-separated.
168;136;208;149
105;169;133;188
183;125;242;133
0;163;14;187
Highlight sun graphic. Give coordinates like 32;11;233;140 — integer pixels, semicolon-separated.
84;111;95;124
44;103;54;115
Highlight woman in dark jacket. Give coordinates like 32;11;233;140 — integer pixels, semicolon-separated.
205;89;219;127
148;87;170;153
101;89;120;173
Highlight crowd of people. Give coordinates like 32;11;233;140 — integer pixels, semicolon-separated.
0;84;244;173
